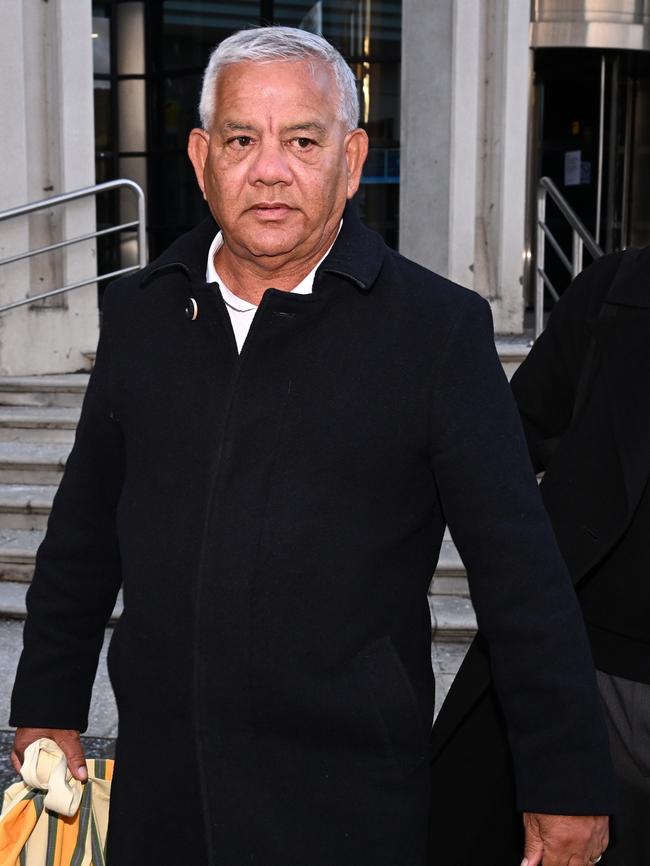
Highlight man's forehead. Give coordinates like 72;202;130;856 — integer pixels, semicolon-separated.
213;61;340;131
216;57;336;102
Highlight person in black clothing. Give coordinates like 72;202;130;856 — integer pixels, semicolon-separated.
429;246;650;864
510;246;650;864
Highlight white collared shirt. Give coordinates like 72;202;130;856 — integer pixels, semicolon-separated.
205;226;340;352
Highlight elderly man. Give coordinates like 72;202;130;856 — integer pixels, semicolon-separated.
10;27;610;866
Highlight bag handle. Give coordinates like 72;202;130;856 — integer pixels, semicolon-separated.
20;738;83;817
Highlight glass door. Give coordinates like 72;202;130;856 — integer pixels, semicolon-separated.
528;47;650;306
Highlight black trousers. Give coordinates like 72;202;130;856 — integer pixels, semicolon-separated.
597;670;650;865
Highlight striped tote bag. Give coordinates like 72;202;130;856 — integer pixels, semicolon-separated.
0;739;113;866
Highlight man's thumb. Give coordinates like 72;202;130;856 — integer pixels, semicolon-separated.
59;735;87;782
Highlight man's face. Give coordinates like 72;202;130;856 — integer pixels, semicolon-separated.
188;59;368;268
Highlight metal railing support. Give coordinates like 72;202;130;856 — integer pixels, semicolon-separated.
534;176;603;338
0;180;146;314
535;184;547;341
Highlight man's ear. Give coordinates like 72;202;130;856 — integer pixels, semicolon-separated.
187;128;210;199
344;128;369;199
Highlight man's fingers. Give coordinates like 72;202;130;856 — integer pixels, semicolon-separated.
522;849;544;866
10;749;22;775
11;727;87;782
55;731;88;782
522;812;545;866
523;813;609;866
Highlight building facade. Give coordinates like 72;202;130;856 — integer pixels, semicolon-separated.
1;0;649;372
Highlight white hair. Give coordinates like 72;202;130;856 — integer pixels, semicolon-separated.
198;26;360;132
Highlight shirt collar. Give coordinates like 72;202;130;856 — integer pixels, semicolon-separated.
142;203;386;294
205;224;343;306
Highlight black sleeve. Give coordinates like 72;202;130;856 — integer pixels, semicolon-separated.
429;292;614;814
511;252;623;472
10;287;125;732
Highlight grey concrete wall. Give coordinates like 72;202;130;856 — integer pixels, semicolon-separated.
0;0;99;375
399;0;454;277
399;0;530;334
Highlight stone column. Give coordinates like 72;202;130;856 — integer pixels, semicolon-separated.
0;0;98;375
399;0;530;334
399;0;454;278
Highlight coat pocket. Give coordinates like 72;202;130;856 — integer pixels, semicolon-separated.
352;636;428;781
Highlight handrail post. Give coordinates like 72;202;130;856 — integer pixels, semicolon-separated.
572;231;583;279
136;185;147;268
535;185;546;339
533;177;604;338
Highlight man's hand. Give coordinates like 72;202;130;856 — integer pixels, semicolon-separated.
522;812;609;866
11;727;88;782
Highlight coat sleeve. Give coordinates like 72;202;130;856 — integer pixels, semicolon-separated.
510;252;623;472
10;287;125;732
429;291;614;815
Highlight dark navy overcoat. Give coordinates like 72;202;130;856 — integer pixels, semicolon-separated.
10;209;612;866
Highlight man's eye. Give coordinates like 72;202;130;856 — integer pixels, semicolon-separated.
229;136;252;148
293;137;314;149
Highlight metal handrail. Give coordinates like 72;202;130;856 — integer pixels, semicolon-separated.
535;176;603;338
0;179;146;314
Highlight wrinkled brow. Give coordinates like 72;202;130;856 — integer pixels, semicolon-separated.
283;122;328;135
219;120;329;135
221;121;257;132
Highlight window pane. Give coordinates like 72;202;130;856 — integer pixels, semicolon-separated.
148;152;210;258
352;60;400;139
274;0;401;61
161;0;261;71
118;79;147;152
92;16;111;75
161;73;203;148
94;80;113;151
356;182;399;249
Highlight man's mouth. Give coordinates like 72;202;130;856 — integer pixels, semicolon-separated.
248;203;293;220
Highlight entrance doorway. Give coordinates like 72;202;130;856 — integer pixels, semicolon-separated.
528;48;650;302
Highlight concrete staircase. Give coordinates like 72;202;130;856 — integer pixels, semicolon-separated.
0;376;84;591
0;336;530;725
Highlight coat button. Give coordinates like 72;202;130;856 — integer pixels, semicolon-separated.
185;297;198;320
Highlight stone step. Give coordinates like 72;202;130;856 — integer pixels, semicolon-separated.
496;336;531;380
0;529;44;581
0;442;69;485
429;595;477;642
0;406;80;443
0;484;56;530
0;374;89;408
430;540;469;597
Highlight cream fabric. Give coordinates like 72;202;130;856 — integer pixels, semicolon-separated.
0;738;113;866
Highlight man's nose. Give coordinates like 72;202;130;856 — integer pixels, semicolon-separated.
247;139;293;186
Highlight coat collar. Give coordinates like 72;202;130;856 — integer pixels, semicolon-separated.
141;202;386;293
